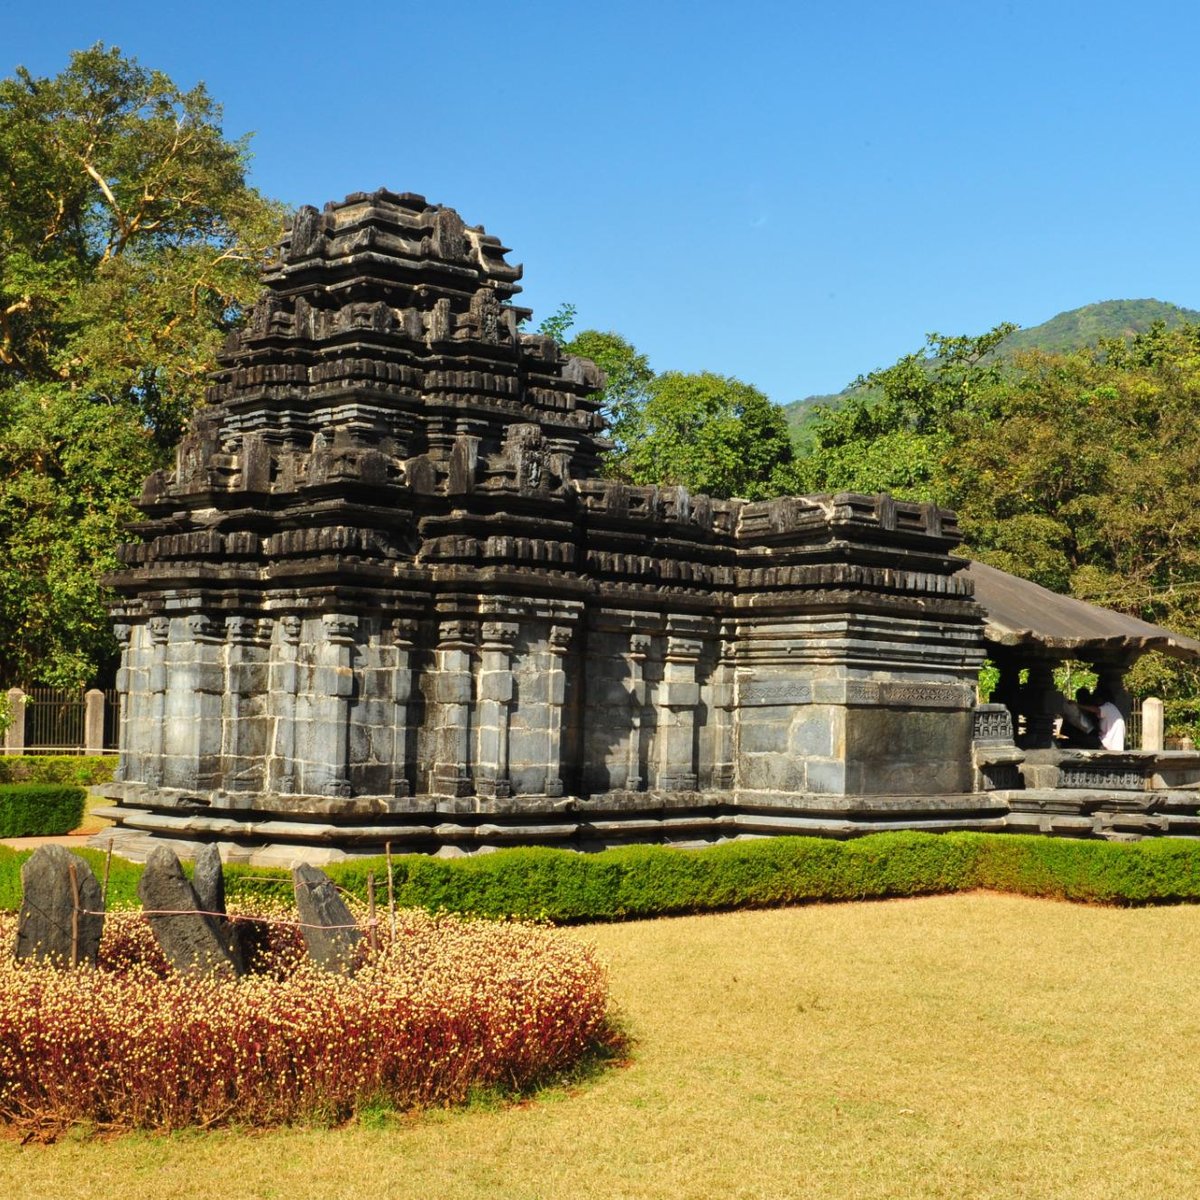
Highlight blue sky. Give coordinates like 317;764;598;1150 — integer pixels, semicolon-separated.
7;0;1199;403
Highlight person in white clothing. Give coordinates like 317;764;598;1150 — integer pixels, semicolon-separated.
1078;688;1126;751
1096;696;1125;751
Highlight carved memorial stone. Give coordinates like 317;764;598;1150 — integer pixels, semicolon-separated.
291;863;361;974
137;846;242;978
15;845;104;967
191;842;243;970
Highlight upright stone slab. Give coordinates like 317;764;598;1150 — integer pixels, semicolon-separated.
137;845;241;978
191;842;226;915
15;845;104;967
191;842;245;971
292;863;361;974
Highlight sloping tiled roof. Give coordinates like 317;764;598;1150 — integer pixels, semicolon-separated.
966;559;1200;660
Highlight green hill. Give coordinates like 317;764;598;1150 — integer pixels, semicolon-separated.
783;298;1200;444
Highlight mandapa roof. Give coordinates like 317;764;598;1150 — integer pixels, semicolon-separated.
965;559;1200;661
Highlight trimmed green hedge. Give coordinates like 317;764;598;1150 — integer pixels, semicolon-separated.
0;785;86;841
0;756;115;787
1;831;1200;919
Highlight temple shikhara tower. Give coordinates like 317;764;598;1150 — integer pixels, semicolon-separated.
98;189;1003;860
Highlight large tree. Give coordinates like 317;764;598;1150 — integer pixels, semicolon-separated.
538;306;794;498
560;328;653;458
614;370;799;500
0;45;285;686
800;321;1200;723
798;324;1015;500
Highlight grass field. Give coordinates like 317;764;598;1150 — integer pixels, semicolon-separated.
3;892;1199;1199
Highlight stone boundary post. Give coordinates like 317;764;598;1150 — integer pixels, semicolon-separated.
1142;697;1164;752
4;688;25;755
84;689;106;755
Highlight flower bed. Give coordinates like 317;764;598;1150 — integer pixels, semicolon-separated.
0;905;618;1133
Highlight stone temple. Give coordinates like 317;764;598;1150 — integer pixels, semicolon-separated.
97;190;1200;861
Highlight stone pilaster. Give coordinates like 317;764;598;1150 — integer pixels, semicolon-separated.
657;634;701;791
181;614;224;790
710;621;736;790
112;623;132;781
145;616;170;786
431;618;475;797
220;617;264;790
544;623;572;797
3;688;25;755
390;617;418;797
475;619;518;798
1022;662;1058;749
624;634;651;792
993;658;1021;730
307;613;357;797
268;614;303;793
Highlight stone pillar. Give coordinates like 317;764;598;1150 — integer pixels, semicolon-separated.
112;624;132;780
309;613;357;797
4;687;26;755
83;689;106;755
432;619;475;797
269;615;303;793
222;617;264;791
1022;662;1058;749
1142;697;1164;752
171;614;223;790
710;621;736;789
146;616;171;785
993;658;1021;732
657;634;701;791
624;634;650;792
390;618;418;798
475;620;518;799
544;623;572;797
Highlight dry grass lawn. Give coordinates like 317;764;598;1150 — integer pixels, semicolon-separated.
3;892;1199;1199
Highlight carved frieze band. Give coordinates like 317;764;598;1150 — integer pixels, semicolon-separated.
737;678;972;708
739;681;814;707
973;704;1015;744
1058;766;1146;791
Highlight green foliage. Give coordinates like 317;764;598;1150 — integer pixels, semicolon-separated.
782;299;1200;444
536;301;577;346
800;325;1015;500
801;317;1200;709
612;370;799;499
7;833;1200;917
977;660;999;702
0;45;286;687
972;836;1200;904
538;309;792;499
561;328;654;456
0;755;115;786
0;784;85;838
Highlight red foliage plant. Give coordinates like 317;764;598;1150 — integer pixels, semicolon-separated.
0;905;620;1133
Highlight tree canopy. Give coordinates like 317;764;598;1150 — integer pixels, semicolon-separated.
0;45;285;686
800;320;1200;717
613;370;798;499
540;305;795;498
